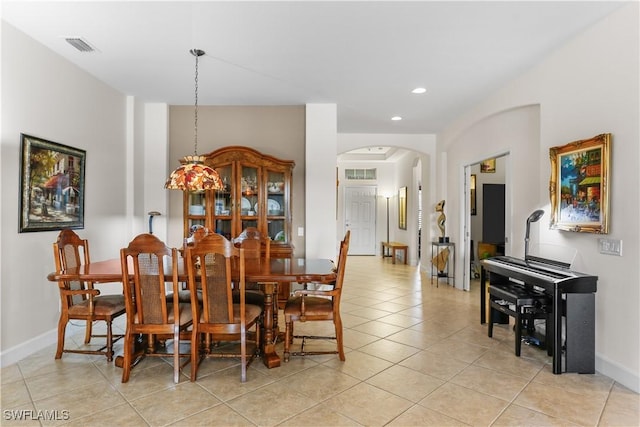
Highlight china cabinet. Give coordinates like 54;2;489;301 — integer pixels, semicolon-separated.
182;146;295;257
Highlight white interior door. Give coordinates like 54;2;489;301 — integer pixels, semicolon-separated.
344;186;376;255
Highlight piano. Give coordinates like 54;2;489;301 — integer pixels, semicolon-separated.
481;255;597;375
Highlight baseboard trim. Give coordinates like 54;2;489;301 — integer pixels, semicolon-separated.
596;354;640;393
0;327;58;368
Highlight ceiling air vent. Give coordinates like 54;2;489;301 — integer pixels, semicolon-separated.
65;37;96;53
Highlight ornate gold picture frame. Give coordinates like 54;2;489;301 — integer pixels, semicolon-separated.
549;133;610;233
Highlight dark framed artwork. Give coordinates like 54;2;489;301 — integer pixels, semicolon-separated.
19;134;86;232
398;186;407;230
470;174;477;215
549;133;610;234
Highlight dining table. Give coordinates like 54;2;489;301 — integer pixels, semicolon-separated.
47;256;337;369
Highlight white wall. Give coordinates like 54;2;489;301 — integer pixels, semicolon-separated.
439;4;639;392
0;23;130;364
305;104;338;259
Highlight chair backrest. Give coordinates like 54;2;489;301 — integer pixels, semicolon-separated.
120;233;180;326
53;229;91;305
333;231;350;293
186;233;245;325
234;227;271;258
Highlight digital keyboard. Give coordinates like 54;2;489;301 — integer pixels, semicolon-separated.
480;255;598;374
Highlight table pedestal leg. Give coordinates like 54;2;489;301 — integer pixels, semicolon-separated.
261;282;281;368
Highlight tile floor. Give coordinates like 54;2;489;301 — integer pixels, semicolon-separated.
2;255;639;426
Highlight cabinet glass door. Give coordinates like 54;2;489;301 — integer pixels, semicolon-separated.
187;191;207;232
213;165;232;239
266;170;286;242
240;165;259;235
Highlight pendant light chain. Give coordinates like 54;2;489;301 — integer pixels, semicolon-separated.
193;51;199;157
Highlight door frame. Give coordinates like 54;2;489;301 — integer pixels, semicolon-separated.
462;153;511;292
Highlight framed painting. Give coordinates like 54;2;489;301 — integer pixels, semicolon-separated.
398;186;407;230
480;158;496;173
549;133;610;234
470;174;477;215
19;134;86;232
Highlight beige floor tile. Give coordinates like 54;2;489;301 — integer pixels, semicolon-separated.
598;383;640;427
532;368;614;399
423;337;490;364
385;327;440;349
33;383;126;426
449;364;530;402
377;312;423;328
418;382;509;426
358;338;420;363
514;380;607;426
324;382;413;426
399;350;469;381
23;363;108;402
473;347;545;380
279;404;362;426
1;379;32;409
169;403;256;426
351;320;405;338
131;381;220;426
366;364;444;402
196;364;275;402
1;402;51;427
493;403;581;426
227;379;318;426
62;403;148;427
1;364;23;385
284;364;360;401
386;404;470;426
322;349;393;380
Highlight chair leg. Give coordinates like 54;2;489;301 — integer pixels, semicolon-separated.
284;318;292;362
106;320;114;362
121;331;133;383
240;329;247;383
55;315;67;359
190;329;200;382
515;311;522;357
334;317;345;361
84;319;93;344
173;328;180;384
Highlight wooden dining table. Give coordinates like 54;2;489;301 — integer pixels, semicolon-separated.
47;256;337;369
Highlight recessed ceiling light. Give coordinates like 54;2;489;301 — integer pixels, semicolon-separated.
391;116;402;121
412;87;427;94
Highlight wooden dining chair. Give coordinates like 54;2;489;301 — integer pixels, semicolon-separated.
283;231;350;362
120;233;193;383
186;233;262;382
53;229;125;361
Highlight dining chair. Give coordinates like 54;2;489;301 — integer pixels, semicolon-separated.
283;231;350;362
185;233;262;382
53;229;125;362
120;233;193;383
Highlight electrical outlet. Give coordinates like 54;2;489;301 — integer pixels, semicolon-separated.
298;227;304;236
598;238;622;256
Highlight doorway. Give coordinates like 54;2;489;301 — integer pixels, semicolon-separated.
464;154;509;291
344;186;377;255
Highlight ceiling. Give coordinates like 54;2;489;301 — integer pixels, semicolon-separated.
2;1;625;134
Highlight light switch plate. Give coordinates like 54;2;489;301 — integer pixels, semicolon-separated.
598;238;622;256
298;227;304;236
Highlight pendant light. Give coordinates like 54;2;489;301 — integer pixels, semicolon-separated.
165;49;223;191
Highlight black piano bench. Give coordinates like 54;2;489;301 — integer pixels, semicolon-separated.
487;282;550;357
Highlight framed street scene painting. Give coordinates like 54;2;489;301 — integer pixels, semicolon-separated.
19;134;86;232
549;133;610;234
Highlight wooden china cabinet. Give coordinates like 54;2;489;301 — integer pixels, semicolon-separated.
182;146;295;258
